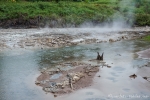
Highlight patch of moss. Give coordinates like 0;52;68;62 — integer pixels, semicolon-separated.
142;35;150;41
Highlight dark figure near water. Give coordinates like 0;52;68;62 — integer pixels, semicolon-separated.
97;52;104;60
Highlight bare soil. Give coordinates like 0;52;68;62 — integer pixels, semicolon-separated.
35;61;104;96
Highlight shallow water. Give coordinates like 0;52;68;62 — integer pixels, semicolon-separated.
0;39;150;100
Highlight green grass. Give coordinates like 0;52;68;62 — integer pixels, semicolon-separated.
0;0;150;26
0;1;116;24
143;35;150;41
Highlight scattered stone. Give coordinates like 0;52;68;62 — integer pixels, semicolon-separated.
129;74;137;79
0;28;150;50
98;75;101;77
107;66;111;68
122;36;125;39
35;81;40;85
109;39;115;42
35;61;100;96
143;77;148;80
54;94;57;97
143;77;150;81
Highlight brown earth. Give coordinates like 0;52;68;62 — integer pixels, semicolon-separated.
35;61;106;96
0;17;75;29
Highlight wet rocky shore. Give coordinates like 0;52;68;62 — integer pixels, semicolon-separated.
0;27;150;99
0;27;150;51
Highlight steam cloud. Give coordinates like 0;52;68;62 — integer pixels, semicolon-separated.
79;0;135;31
42;0;136;35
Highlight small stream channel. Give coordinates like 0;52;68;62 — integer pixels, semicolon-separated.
0;34;150;100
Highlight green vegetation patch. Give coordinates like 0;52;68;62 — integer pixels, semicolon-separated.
0;0;150;26
142;35;150;41
0;1;116;25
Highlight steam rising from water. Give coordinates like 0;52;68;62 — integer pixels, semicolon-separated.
74;0;135;32
118;0;135;25
39;0;136;41
1;0;137;48
0;0;137;48
38;0;137;35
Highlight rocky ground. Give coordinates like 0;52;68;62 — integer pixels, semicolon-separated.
0;27;150;51
35;60;111;97
0;27;150;97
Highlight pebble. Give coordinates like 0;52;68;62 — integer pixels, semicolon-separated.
54;94;57;97
98;75;101;77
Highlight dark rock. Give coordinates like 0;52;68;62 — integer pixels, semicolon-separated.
129;74;137;79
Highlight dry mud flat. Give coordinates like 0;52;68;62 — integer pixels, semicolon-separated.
35;61;110;97
0;27;150;50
